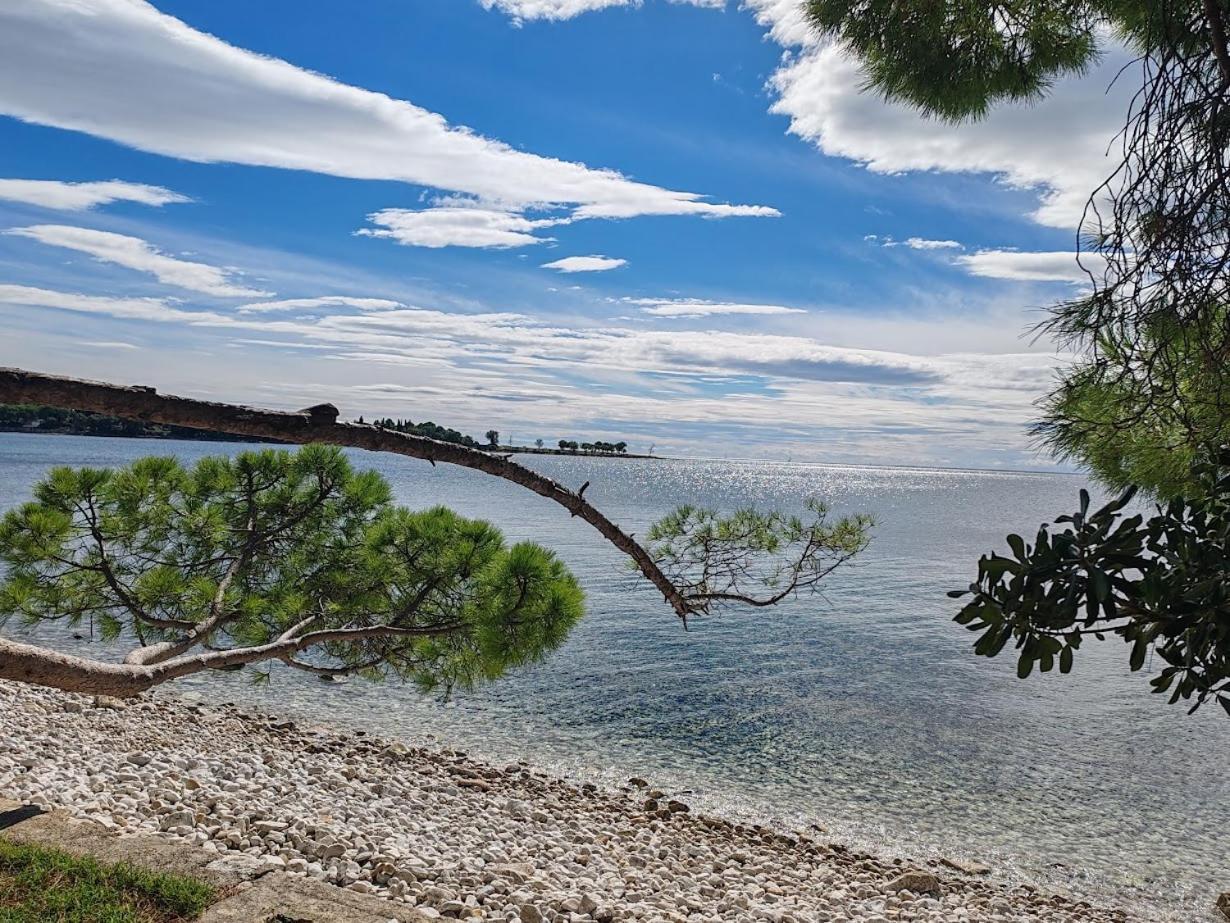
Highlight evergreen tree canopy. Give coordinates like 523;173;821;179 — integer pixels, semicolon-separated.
810;1;1230;710
807;3;1216;121
0;446;582;694
0;429;871;697
1037;311;1230;498
808;0;1101;120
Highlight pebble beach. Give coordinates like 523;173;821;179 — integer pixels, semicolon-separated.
0;680;1155;923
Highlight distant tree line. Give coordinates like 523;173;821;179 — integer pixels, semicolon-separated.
0;404;267;443
363;416;479;449
557;439;627;455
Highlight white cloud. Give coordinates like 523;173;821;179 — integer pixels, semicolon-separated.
0;283;227;324
480;0;1128;234
480;0;725;24
956;250;1101;283
0;178;189;211
570;199;774;221
481;0;636;21
542;255;628;273
0;281;1055;394
356;195;774;250
743;0;813;46
902;237;962;251
868;235;964;251
0;280;1067;465
237;296;402;314
358;203;564;249
630;298;806;317
745;0;1131;230
7;225;271;297
0;0;773;227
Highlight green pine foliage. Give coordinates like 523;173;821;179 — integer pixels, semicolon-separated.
806;1;1230;498
0;446;583;692
806;2;1212;122
1036;315;1230;498
646;500;873;610
806;1;1101;121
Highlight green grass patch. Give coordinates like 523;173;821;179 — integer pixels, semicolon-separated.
0;838;214;922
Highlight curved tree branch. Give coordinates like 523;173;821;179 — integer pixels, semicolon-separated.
0;368;873;698
0;622;465;697
123;554;245;666
0;367;692;617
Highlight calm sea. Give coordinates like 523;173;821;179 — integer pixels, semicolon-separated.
1;433;1224;921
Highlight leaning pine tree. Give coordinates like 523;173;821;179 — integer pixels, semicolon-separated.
0;374;872;699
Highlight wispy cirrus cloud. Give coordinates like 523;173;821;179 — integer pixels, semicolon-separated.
542;255;627;273
6;225;271;297
0;283;227;324
0;0;774;238
237;296;403;314
628;298;806;317
0;178;189;211
0;281;1054;394
0;278;1066;464
865;234;965;251
900;237;963;251
83;340;140;350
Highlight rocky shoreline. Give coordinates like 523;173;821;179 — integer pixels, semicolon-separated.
0;680;1152;922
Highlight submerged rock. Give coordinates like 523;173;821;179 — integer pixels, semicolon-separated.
940;857;992;876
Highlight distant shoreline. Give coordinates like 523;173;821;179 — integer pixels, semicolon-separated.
494;445;656;460
0;424;277;444
0;428;658;460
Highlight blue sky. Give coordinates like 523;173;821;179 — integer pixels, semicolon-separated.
0;0;1130;467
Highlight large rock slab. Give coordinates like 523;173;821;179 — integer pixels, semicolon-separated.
200;872;432;922
0;806;249;890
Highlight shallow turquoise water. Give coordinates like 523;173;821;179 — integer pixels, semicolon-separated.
1;433;1224;920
